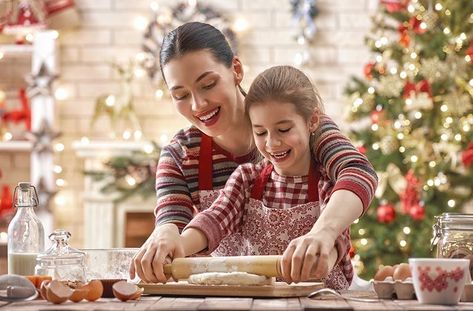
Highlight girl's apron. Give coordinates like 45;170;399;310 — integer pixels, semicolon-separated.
239;162;350;290
196;134;244;256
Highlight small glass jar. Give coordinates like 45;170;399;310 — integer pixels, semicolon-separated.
432;213;473;278
35;229;86;283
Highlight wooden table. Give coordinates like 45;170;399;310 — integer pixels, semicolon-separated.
2;291;473;310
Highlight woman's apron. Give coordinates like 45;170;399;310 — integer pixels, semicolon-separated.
196;134;244;256
240;162;350;290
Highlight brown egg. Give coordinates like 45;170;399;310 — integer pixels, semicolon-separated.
374;265;394;281
69;288;88;303
39;280;51;300
112;280;143;302
46;280;73;304
84;279;103;301
393;263;411;281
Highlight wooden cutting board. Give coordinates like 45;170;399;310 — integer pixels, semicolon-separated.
140;281;324;297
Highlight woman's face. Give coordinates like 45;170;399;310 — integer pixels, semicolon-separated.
249;101;315;176
162;50;244;137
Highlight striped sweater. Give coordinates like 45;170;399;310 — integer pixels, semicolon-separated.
155;114;378;229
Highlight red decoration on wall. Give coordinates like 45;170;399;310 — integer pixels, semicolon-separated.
377;202;396;224
2;88;31;130
0;185;13;218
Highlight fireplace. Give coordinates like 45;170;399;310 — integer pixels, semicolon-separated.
73;141;156;248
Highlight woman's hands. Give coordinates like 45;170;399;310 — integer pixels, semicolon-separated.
280;231;338;284
129;223;185;283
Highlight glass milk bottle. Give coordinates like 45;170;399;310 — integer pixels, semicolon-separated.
7;182;45;275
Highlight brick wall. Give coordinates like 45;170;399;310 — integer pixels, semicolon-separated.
0;0;378;246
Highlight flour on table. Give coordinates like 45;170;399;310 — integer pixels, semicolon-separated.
187;272;275;286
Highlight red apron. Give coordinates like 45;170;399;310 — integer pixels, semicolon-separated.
241;162;350;290
196;134;244;256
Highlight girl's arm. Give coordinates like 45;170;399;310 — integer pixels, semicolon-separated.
130;141;194;283
182;164;256;255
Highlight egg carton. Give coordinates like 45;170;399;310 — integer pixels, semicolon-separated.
372;277;415;300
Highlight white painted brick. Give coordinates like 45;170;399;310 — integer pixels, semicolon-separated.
77;81;120;98
81;47;141;63
113;30;143;45
77;0;112;9
3;169;30;184
241;29;296;46
241;0;290;10
81;12;146;28
200;0;239;11
58;118;79;135
237;11;272;29
60;30;112;45
319;0;367;11
59;99;96;117
113;0;173;10
315;14;338;31
61;64;111;80
366;0;380;12
273;46;337;64
60;47;80;63
338;48;370;64
12;154;30;169
239;47;272;65
0;155;12;168
317;31;367;47
339;13;372;29
274;11;293;28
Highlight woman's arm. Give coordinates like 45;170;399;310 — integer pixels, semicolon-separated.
130;142;194;283
312;114;378;215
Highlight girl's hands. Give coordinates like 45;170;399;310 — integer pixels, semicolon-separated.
129;224;185;283
280;232;337;284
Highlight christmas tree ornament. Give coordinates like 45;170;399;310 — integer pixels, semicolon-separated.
443;91;472;116
400;169;421;214
380;135;399;154
364;62;375;80
409;16;427;35
409;203;425;221
377;202;396;224
380;0;409;13
462;142;473;167
419;57;450;82
421;9;438;30
402;80;433;111
377;74;405;97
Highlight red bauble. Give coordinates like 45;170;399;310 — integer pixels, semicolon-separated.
377;203;396;224
462;142;473;167
467;41;473;64
357;146;367;155
364;62;375;79
349;246;356;259
370;110;383;124
380;0;409;13
409;203;425;221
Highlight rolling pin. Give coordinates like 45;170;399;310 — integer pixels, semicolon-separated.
163;255;282;280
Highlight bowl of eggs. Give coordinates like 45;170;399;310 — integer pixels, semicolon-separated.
373;263;415;299
409;258;469;305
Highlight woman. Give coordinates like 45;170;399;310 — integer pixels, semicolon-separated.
130;22;378;284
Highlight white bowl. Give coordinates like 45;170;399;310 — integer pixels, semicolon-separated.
409;258;469;305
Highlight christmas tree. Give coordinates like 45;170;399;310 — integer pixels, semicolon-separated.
344;0;473;279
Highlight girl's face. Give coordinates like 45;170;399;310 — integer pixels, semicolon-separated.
162;50;244;137
249;101;317;176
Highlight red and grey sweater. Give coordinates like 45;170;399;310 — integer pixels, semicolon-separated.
155;114;378;229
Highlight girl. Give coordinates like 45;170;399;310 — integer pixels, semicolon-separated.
130;22;378;285
178;66;360;289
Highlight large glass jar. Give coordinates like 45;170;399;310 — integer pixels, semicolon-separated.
432;213;473;279
35;229;86;283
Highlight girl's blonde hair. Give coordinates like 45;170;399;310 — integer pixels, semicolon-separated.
245;65;324;120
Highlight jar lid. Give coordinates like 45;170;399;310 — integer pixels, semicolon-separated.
435;213;473;230
36;229;85;266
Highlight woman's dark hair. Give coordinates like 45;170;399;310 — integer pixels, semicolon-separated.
159;22;234;80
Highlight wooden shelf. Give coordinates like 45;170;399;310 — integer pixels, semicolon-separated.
0;44;34;57
0;140;32;152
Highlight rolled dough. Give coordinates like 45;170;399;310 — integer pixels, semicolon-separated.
187;272;275;286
